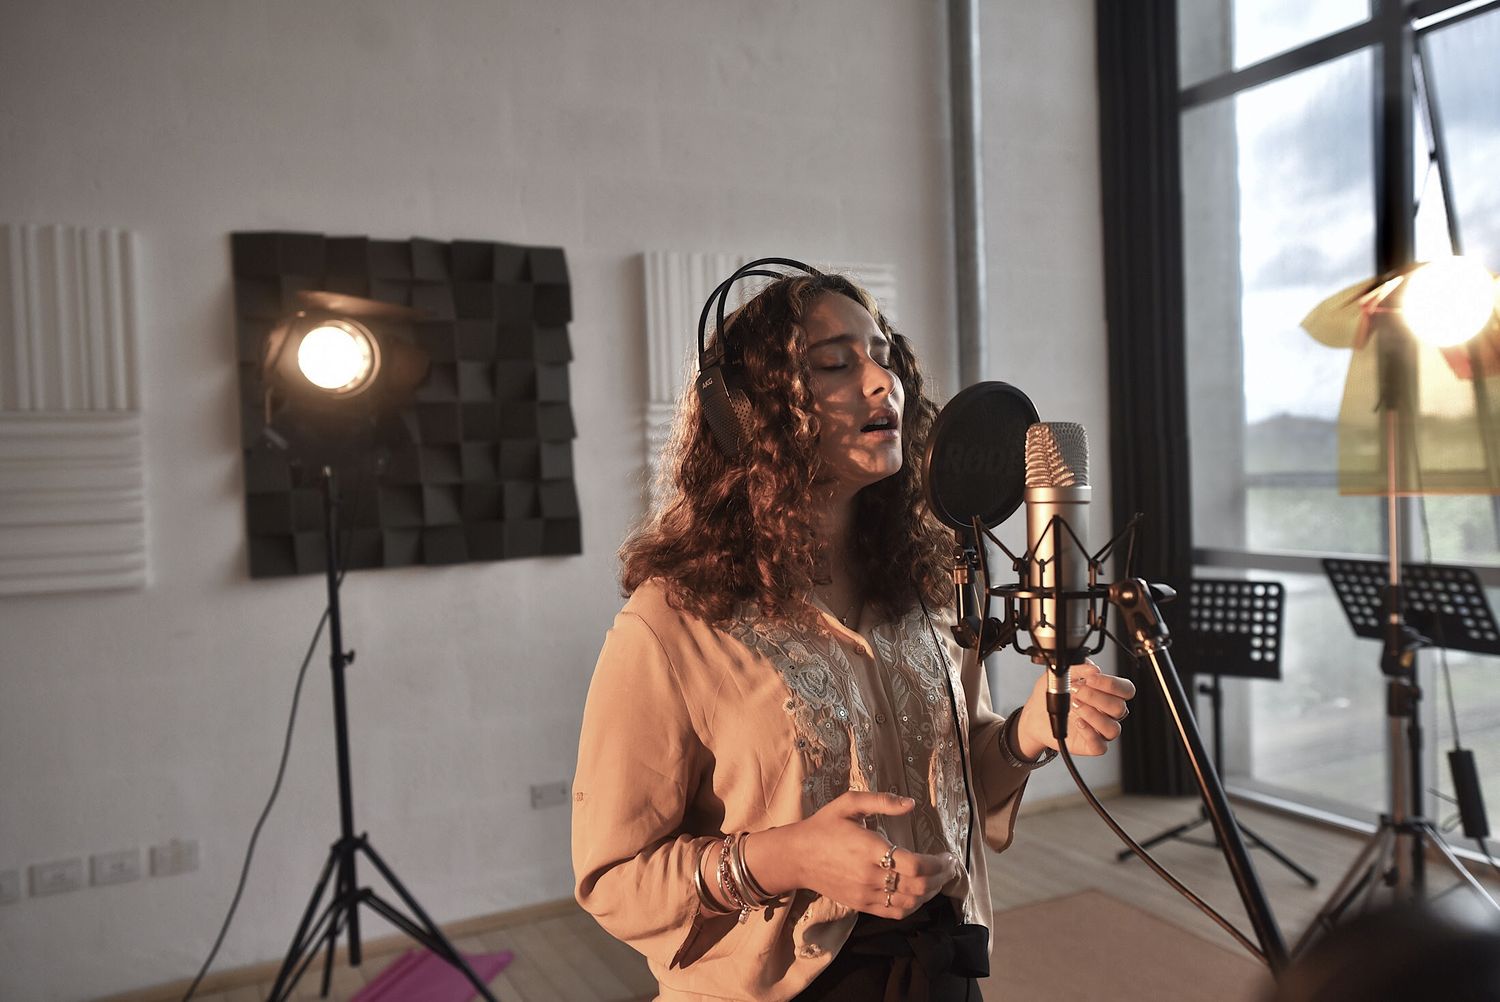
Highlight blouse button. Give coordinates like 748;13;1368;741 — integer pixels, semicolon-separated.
796;738;807;750
875;713;887;724
836;707;848;720
888;785;899;794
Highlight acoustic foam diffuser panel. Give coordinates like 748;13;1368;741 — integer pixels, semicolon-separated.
231;232;580;579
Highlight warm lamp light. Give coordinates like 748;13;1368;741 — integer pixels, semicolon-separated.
1398;255;1499;348
258;292;429;460
295;320;379;394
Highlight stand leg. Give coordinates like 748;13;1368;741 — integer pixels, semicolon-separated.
1238;821;1319;887
358;838;498;1001
1417;822;1500;910
1115;811;1212;861
1294;827;1393;957
267;847;341;1000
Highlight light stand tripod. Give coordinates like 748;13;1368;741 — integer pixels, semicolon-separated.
1294;375;1500;953
1118;579;1317;887
265;466;498;1002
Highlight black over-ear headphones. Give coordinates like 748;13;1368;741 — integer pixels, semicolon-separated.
694;256;824;459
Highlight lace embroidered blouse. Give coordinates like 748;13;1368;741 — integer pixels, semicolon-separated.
571;578;1036;1002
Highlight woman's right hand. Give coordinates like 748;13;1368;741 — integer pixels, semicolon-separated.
748;790;960;919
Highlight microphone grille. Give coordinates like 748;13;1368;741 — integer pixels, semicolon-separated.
1024;422;1089;488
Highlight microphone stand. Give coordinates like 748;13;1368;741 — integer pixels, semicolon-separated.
981;515;1288;971
1106;578;1289;971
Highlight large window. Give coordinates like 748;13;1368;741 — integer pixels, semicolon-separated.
1179;0;1500;835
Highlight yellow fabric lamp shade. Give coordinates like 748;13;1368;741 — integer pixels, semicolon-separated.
1301;259;1500;496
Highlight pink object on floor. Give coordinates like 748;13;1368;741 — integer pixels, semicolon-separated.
350;948;513;1002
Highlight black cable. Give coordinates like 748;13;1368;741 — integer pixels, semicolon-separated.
179;462;370;1002
919;597;978;881
178;596;334;1002
1414;439;1500;879
1058;743;1267;964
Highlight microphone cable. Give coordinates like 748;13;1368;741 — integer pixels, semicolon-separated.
918;597;979;885
179;462;370;1002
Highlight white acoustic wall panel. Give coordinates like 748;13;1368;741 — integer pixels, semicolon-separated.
0;225;145;595
641;251;898;494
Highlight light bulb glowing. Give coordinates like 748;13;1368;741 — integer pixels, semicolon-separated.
1399;256;1498;348
296;321;377;393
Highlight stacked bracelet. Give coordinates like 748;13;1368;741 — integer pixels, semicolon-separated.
700;832;782;923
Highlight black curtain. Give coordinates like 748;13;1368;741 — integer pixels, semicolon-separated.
1096;0;1195;795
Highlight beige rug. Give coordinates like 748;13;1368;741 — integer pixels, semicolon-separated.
984;890;1274;1002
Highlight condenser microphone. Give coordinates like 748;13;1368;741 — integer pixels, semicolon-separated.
1024;421;1091;738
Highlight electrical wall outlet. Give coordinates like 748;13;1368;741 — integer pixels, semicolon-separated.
0;869;19;905
149;839;199;877
28;858;84;897
90;848;142;887
530;780;570;809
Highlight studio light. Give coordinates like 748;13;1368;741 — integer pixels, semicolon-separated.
1396;255;1499;349
250;289;497;1001
295;319;380;394
260;292;428;456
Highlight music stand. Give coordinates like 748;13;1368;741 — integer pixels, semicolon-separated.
1117;579;1317;886
1298;557;1500;951
1325;558;1500;656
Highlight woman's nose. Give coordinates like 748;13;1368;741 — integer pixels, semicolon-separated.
863;356;895;397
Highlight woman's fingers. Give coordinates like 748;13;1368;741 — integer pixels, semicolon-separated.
831;789;917;822
869;849;956;912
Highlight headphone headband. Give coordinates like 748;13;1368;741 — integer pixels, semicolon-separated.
693;256;824;460
696;257;824;361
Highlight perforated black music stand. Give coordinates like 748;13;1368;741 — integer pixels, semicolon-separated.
1325;558;1500;655
1116;579;1317;885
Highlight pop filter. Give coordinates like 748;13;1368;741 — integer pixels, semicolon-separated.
922;381;1038;532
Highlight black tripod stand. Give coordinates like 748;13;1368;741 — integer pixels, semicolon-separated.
266;467;497;1002
1118;579;1317;887
1296;555;1500;952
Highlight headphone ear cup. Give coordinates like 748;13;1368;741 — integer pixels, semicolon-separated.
696;363;754;459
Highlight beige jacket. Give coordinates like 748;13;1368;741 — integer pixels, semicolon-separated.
571;579;1035;1001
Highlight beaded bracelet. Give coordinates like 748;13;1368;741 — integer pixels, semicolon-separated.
693;841;735;916
716;834;751;922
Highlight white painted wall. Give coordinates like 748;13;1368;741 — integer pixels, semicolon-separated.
980;1;1114;802
0;2;1104;999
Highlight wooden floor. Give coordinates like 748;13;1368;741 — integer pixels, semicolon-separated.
172;794;1500;1002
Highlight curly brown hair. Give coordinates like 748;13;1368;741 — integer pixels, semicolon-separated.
620;272;951;627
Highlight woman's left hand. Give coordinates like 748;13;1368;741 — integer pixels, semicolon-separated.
1013;659;1136;760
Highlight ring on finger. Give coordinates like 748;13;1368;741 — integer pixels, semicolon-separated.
1117;706;1130;722
883;871;899;892
879;845;897;869
884;891;893;907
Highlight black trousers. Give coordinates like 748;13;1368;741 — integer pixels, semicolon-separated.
794;898;989;1002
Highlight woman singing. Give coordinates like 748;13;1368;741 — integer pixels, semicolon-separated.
572;265;1135;1000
